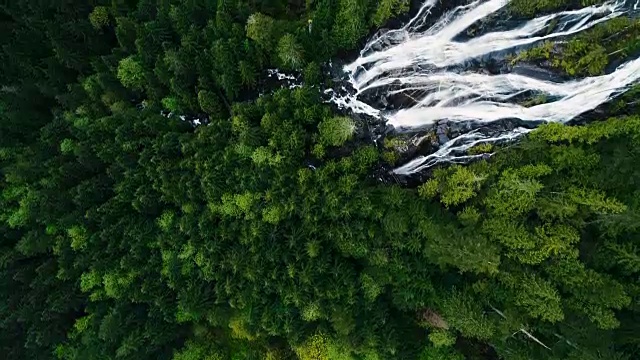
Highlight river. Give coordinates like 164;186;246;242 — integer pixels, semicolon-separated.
328;0;640;175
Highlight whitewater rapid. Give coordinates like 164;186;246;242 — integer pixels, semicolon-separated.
331;0;640;175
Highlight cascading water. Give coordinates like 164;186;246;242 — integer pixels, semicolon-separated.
330;0;640;175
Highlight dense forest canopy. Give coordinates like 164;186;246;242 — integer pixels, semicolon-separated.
1;0;639;360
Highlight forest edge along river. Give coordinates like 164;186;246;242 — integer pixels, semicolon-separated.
165;0;640;181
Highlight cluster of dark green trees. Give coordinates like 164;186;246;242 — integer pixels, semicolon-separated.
1;0;639;359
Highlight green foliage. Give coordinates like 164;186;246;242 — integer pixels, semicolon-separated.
467;142;493;155
198;90;225;115
502;273;565;322
246;13;278;49
428;330;456;348
318;116;355;146
162;97;181;112
509;0;605;17
117;56;145;89
559;41;608;76
278;34;304;69
521;93;548;107
67;225;88;251
371;0;410;27
419;166;485;208
89;6;109;29
332;0;368;49
239;61;257;88
457;206;480;226
440;291;495;340
484;165;551;217
419;346;465;360
513;17;640;76
382;150;399;165
312;143;326;158
295;333;331;360
4;2;640;360
304;62;321;85
60;138;76;154
173;341;224;360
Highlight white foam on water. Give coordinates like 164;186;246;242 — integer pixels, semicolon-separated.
331;0;640;174
393;127;533;174
267;69;297;81
324;88;382;118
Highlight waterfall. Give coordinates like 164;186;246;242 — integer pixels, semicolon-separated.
332;0;640;175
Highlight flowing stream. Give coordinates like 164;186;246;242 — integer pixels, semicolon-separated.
329;0;640;175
